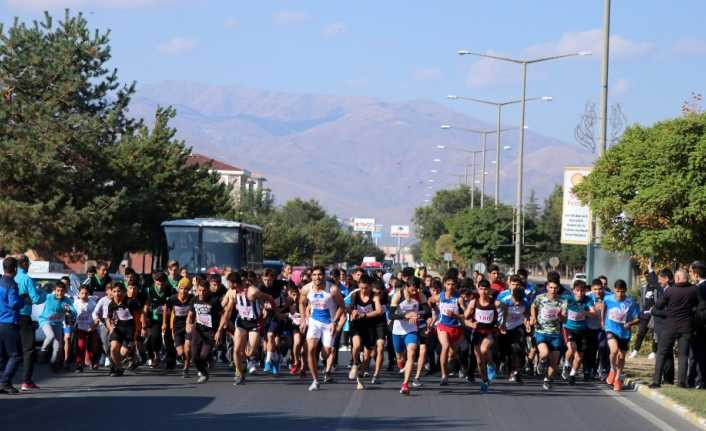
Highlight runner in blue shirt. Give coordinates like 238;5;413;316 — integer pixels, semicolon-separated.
562;280;596;385
601;279;640;392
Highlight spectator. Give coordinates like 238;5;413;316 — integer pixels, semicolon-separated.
688;261;706;389
0;256;25;394
14;254;46;391
650;269;698;388
652;269;675;384
630;269;658;359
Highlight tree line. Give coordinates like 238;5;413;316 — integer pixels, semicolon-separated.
0;11;382;269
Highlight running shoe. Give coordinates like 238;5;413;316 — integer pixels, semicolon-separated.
412;378;423;388
324;371;334;384
348;365;358;381
647;352;656;360
439;375;448;386
480;381;488;393
356;377;365;390
113;368;124;377
536;360;546;376
299;368;306;378
561;365;570;380
487;364;496;383
308;380;320;391
400;383;410;395
0;384;19;395
542;378;552;391
74;365;84;373
397;359;405;370
182;369;190;379
197;374;209;384
20;382;39;392
628;350;638;359
271;361;279;376
458;370;466;380
233;374;245;386
568;375;576;385
248;360;258;375
613;378;622;392
264;361;272;373
606;370;616;386
290;366;299;376
371;375;381;385
105;357;112;367
508;371;517;383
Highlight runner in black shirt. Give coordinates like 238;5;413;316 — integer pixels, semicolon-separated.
188;280;224;384
167;278;194;378
107;283;142;377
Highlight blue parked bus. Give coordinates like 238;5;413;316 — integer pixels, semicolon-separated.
161;219;263;274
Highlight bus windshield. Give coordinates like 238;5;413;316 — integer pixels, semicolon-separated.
202;227;240;272
164;226;200;273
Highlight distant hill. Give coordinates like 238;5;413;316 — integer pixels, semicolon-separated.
129;81;595;244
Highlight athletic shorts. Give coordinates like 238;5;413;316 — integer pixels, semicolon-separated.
535;332;562;351
417;327;428;345
566;329;589;352
174;327;187;347
392;332;419;353
471;330;496;346
236;318;260;332
266;317;282;335
606;331;630;351
63;325;73;335
306;319;334;348
110;326;134;344
437;323;464;345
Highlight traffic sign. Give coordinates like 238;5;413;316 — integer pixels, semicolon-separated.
443;252;453;262
473;262;486;274
549;256;560;269
371;231;383;239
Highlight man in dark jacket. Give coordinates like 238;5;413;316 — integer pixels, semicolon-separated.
688;261;706;389
0;257;25;394
652;269;675;384
630;269;658;359
650;269;699;388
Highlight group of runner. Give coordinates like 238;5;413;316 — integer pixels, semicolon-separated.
24;261;643;395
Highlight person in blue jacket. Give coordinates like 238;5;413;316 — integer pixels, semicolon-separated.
0;257;25;394
39;280;76;372
15;255;46;391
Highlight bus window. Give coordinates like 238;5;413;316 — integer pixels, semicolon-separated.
164;227;200;273
203;227;239;271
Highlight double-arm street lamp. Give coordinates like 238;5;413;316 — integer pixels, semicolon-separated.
447;95;552;207
457;49;591;272
441;124;518;208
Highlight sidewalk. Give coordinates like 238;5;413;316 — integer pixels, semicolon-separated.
624;355;706;430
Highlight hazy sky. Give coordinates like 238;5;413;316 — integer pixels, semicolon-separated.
2;0;705;144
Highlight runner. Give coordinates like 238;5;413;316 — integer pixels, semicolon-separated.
38;280;76;372
300;266;344;391
530;279;566;390
259;268;288;375
60;275;75;370
167;278;194;378
222;272;274;386
189;279;224;384
73;286;96;373
585;278;609;381
602;279;640;391
562;279;596;385
429;276;465;386
370;280;390;383
284;283;305;376
106;282;142;377
390;278;429;395
92;283;114;368
497;277;530;384
144;272;175;369
347;273;383;389
465;279;505;393
126;272;147;370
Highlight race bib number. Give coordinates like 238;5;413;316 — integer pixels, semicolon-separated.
507;305;525;328
439;302;456;316
237;304;254;319
475;308;494;324
540;306;559;321
196;313;212;328
174;305;190;317
356;304;373;314
608;308;627;324
290;312;302;326
567;309;585;321
116;308;133;321
77;312;91;323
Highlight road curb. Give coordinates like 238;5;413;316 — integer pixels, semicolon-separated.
625;378;706;431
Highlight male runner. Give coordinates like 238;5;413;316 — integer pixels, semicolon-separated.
531;280;567;390
602;279;640;391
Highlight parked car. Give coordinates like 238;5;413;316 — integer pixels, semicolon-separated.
572;272;587;286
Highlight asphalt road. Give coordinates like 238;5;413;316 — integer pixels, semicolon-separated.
0;357;701;431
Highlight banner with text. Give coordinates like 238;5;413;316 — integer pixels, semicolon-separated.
353;218;376;232
560;166;592;245
390;225;410;238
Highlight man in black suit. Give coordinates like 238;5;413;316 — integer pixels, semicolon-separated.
688;261;706;389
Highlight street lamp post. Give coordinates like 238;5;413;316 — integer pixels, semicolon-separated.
447;95;552;206
457;49;591;272
441;124;516;208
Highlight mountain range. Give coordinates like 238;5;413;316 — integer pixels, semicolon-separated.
128;81;595;245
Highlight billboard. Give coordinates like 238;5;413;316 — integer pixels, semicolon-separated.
560;167;592;245
390;225;410;238
353;218;375;232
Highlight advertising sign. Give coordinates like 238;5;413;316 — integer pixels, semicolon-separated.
560;167;592;245
353;218;375;232
390;225;410;238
